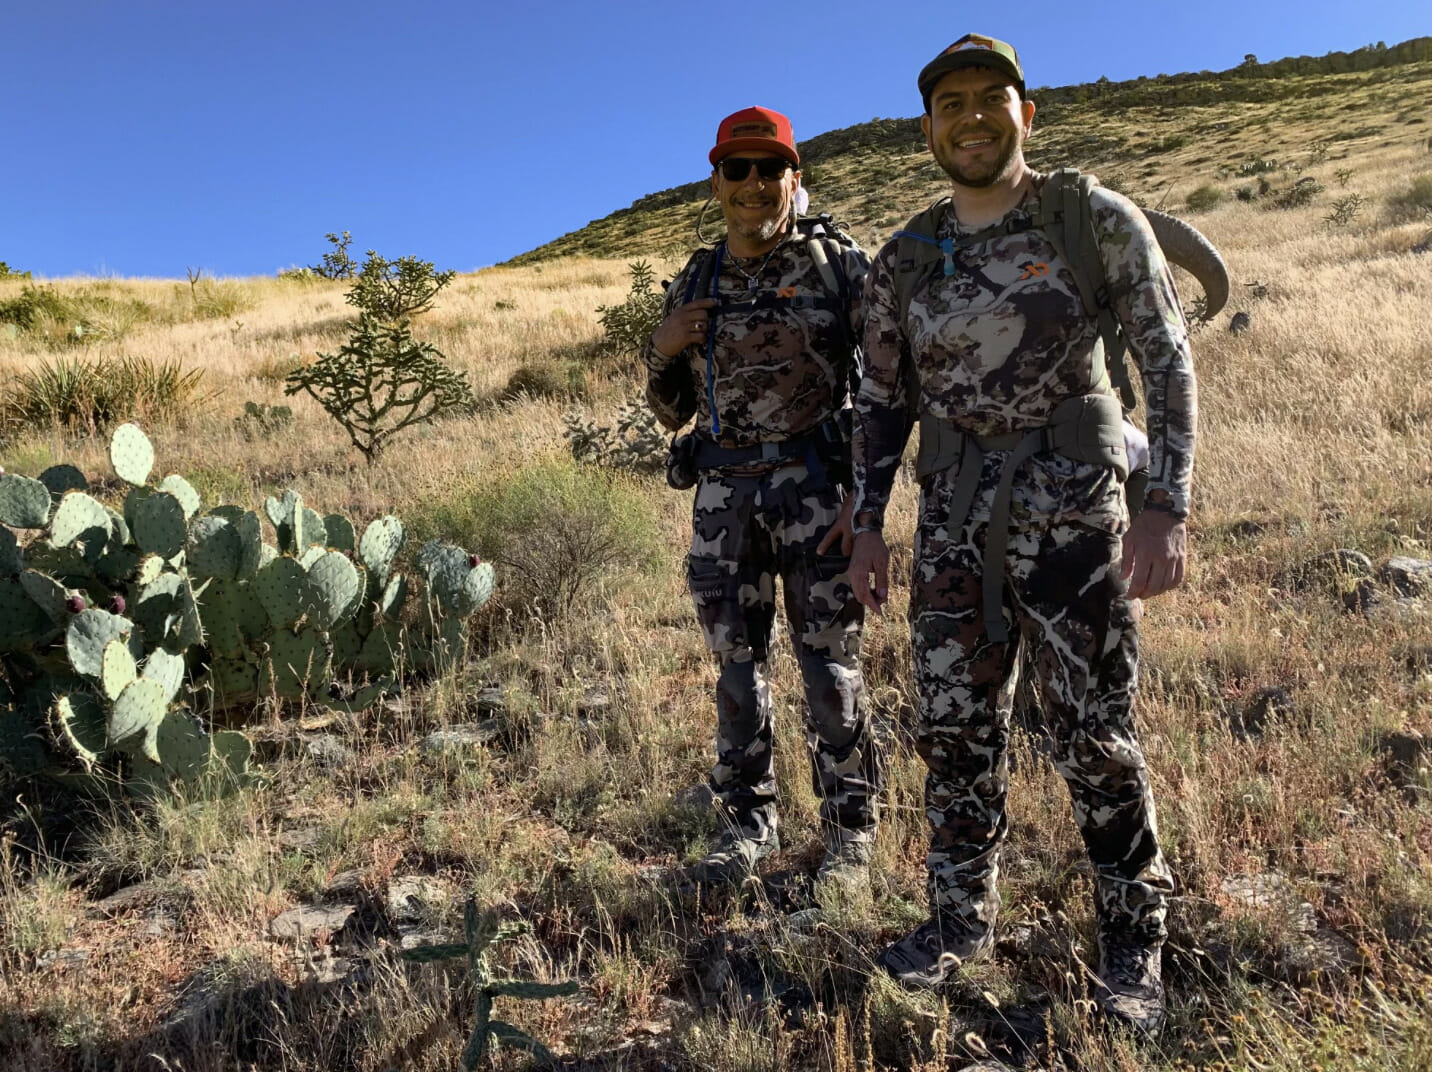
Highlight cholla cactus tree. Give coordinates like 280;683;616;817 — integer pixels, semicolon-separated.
285;315;473;466
596;260;664;356
285;246;471;466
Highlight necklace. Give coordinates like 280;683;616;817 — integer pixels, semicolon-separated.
727;244;777;290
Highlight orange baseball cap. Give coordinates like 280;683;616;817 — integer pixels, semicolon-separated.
709;106;800;167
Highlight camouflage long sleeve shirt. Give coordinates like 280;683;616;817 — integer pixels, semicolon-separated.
643;232;869;446
852;176;1197;528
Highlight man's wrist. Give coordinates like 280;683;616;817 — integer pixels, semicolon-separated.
852;509;883;536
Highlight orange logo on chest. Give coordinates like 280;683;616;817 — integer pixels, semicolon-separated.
1018;262;1050;280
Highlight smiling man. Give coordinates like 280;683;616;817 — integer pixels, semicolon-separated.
643;107;884;896
847;35;1196;1033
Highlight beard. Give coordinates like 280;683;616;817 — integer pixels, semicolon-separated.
729;213;786;243
933;128;1021;188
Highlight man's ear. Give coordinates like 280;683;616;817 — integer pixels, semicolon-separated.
921;113;933;154
1021;98;1035;137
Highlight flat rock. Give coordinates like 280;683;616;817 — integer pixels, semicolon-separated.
269;903;357;939
577;684;612;717
304;734;355;769
474;685;506;715
1380;556;1432;598
398;927;458;952
88;878;171;919
324;869;365;898
277;825;325;852
1220;871;1290;910
385;875;448;923
419;721;503;755
1233;686;1295;739
37;948;91;971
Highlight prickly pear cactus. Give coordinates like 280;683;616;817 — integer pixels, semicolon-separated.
1;419;499;799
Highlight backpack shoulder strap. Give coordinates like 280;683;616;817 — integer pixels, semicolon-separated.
1034;168;1138;411
682;246;716;306
891;198;951;329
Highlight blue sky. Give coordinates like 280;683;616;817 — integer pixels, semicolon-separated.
3;1;1425;279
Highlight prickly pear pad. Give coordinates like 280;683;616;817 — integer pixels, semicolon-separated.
133;492;188;558
108;676;168;757
109;423;155;486
0;473;53;529
187;515;242;580
67;608;141;678
100;638;139;700
255;557;308;630
49;492;113;551
54;692;108;769
359;516;404;585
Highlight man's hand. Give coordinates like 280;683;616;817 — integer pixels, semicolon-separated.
849;531;890;614
1121;509;1187;599
650;298;717;359
816;495;855;557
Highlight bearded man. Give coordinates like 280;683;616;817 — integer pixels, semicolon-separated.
849;36;1195;1033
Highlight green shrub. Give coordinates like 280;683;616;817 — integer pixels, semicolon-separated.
413;458;661;617
0;285;155;345
1388;174;1432;221
498;360;586;404
1185;184;1225;212
1271;177;1324;210
0;261;31;280
596;261;664;357
188;280;249;320
4;355;208;433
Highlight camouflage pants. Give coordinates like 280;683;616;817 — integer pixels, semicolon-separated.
911;459;1174;941
687;462;881;844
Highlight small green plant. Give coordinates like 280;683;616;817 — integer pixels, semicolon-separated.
346;253;456;322
416;458;660;617
596;260;665;357
1325;194;1368;226
309;231;357;280
1335;168;1355;187
1307;139;1331;166
0;261;31;280
1185;183;1225;212
285;315;473;465
400;898;577;1069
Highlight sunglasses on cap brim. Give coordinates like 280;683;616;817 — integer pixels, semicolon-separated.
716;157;793;182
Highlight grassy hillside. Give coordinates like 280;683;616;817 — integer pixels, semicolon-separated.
2;40;1431;1072
507;43;1432;266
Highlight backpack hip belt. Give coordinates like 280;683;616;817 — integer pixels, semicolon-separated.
693;412;847;477
914;392;1129;643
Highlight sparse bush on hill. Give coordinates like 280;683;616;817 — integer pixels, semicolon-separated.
1387;173;1432;220
308;230;357;280
412;458;660;617
498;359;587;405
285;315;474;466
1186;183;1225;212
564;399;667;474
0;261;31;280
1325;194;1368;226
1271;176;1325;209
346;252;456;322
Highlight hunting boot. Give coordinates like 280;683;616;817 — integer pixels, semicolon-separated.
687;829;780;888
814;826;875;895
877;909;995;989
1095;930;1166;1035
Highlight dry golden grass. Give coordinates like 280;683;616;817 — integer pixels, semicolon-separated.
2;59;1432;1072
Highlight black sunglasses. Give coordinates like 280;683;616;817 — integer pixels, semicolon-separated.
717;157;792;182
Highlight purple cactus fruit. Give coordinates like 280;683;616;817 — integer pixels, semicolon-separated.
468;554;481;568
66;595;86;614
110;594;127;614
